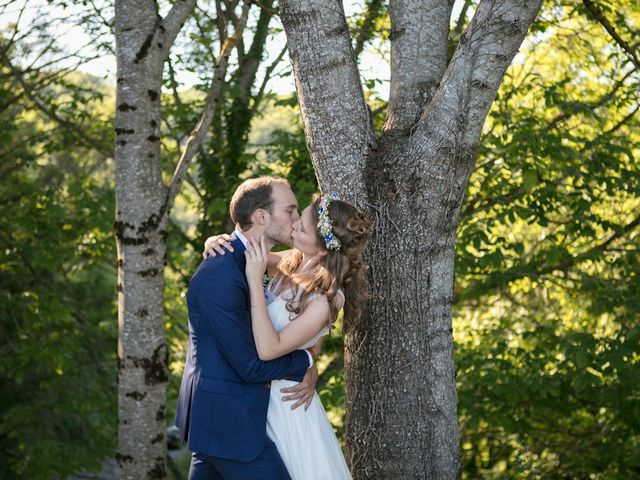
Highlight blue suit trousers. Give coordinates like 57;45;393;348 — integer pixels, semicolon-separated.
188;438;292;480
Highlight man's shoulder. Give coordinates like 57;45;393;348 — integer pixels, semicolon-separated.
188;253;248;308
191;252;245;286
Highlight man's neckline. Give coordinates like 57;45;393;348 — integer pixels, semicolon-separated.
233;228;248;248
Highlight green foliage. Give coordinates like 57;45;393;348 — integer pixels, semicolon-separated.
453;1;640;477
456;292;640;479
0;31;117;476
1;1;638;478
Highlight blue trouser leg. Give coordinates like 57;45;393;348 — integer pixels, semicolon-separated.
188;452;224;480
188;440;291;480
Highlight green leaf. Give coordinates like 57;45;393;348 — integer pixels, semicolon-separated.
575;349;589;369
571;374;590;393
626;327;640;344
523;169;538;192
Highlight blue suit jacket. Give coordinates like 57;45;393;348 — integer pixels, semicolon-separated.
174;237;309;461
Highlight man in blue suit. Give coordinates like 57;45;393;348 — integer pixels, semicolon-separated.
174;177;318;479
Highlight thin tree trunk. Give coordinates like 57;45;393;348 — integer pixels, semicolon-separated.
114;3;167;477
114;1;248;476
114;1;195;478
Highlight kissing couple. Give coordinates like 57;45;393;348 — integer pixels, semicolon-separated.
174;176;371;479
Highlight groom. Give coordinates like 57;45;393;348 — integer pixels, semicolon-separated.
174;176;318;480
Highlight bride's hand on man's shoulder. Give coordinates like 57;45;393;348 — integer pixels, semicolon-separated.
244;236;268;285
203;233;236;259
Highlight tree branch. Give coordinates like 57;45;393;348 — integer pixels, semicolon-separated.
6;58;111;156
166;56;184;110
236;0;275;101
413;0;543;164
224;0;245;62
385;0;454;133
582;0;640;71
87;0;115;38
193;9;219;67
0;65;77;113
453;0;473;39
0;0;27;61
458;213;640;303
251;43;288;116
353;0;385;60
544;67;636;133
278;0;374;203
163;1;251;219
585;101;639;147
215;0;230;42
160;0;198;64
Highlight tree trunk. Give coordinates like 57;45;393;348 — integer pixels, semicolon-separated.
346;143;465;478
114;1;195;478
279;0;543;477
114;5;169;477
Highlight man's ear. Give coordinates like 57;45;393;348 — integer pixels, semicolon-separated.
252;209;269;226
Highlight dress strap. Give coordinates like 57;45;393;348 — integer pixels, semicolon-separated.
268;274;285;294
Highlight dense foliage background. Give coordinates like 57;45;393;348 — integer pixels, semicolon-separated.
0;0;637;478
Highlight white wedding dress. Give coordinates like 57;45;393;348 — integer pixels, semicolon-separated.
265;282;352;480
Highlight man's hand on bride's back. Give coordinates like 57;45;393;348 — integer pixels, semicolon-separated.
203;233;236;259
281;364;318;411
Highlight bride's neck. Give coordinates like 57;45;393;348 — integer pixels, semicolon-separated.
298;254;321;275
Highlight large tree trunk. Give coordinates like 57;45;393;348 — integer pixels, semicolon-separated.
279;0;543;477
347;143;464;478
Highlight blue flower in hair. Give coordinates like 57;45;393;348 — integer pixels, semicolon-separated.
317;194;341;251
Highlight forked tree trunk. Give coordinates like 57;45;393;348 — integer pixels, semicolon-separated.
279;1;543;477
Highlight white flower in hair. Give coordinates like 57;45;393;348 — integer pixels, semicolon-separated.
317;193;341;251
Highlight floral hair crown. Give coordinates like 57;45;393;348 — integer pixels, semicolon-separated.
317;193;341;251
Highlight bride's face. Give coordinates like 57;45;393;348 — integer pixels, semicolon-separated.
291;206;324;256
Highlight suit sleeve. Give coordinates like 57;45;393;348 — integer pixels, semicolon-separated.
195;273;309;383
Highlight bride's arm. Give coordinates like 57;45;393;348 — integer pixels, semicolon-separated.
246;238;329;361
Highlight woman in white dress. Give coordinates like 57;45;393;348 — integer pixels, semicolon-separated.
206;193;371;480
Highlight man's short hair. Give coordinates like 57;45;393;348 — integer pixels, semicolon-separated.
229;176;290;230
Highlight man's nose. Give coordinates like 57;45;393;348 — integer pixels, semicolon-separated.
293;210;301;221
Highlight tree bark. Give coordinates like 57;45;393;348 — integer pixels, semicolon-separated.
114;1;195;478
385;0;454;132
279;0;375;196
279;0;543;477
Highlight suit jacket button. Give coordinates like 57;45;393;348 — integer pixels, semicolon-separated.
264;382;271;389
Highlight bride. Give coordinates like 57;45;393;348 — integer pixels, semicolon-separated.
207;193;371;480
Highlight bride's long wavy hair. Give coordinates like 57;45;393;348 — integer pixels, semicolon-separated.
273;193;372;331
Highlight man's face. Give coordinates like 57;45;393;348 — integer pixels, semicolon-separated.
264;183;300;246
